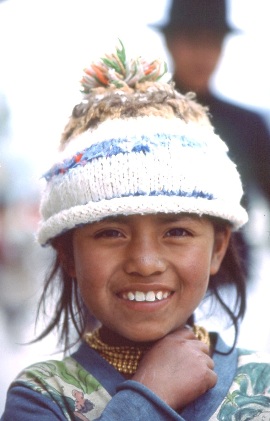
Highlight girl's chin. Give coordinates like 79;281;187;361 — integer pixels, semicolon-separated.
99;325;168;346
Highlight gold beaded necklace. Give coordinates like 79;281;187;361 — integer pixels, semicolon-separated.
84;325;210;375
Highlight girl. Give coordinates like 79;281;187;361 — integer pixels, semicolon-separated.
2;41;270;420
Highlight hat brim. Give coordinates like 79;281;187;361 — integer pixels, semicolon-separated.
149;21;240;36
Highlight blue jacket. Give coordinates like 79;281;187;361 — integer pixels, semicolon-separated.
2;334;270;420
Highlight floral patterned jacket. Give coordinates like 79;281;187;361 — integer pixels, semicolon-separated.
2;334;270;420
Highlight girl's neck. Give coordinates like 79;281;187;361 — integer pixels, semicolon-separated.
84;324;212;379
84;327;152;378
99;325;155;348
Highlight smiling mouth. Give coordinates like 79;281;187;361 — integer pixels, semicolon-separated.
120;291;173;302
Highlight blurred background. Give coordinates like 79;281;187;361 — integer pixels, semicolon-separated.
1;0;270;413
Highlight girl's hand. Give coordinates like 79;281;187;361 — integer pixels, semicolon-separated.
132;327;217;411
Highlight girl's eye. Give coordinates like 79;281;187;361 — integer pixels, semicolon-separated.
94;229;123;239
165;228;190;237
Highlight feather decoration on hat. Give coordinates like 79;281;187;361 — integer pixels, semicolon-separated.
80;39;168;95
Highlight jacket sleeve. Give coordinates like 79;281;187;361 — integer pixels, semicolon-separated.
1;385;66;421
95;380;184;421
1;381;185;421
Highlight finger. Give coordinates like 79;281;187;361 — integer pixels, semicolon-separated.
198;341;211;355
204;353;215;370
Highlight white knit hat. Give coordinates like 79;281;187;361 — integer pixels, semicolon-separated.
37;44;248;246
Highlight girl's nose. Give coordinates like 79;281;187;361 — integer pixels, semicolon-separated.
123;239;167;277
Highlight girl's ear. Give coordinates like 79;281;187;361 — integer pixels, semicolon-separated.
54;236;76;277
210;226;231;275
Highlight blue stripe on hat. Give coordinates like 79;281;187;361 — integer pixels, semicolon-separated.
43;134;204;181
123;189;214;200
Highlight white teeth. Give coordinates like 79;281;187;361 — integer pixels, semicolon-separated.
127;292;135;301
145;291;156;302
135;291;145;301
156;291;163;300
123;290;171;302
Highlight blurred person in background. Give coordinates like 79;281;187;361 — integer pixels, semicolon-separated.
151;0;270;279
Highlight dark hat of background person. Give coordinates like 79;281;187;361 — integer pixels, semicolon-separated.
151;0;237;35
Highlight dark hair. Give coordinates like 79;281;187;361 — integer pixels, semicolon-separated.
32;217;246;353
206;217;247;353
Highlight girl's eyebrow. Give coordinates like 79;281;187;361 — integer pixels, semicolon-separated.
155;214;201;224
96;216;130;224
98;214;202;224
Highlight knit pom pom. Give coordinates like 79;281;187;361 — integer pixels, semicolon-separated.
80;39;168;95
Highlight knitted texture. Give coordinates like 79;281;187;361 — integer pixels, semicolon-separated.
37;43;248;246
38;115;247;245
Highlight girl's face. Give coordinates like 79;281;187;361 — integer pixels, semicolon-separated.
70;214;230;343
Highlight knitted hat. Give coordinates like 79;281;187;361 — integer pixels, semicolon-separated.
37;41;248;246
